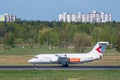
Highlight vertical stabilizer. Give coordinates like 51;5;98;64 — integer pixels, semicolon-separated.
88;42;109;56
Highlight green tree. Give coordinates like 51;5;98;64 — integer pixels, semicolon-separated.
4;31;15;48
73;32;92;52
39;27;52;47
116;26;120;52
59;31;67;47
49;30;60;46
39;27;60;47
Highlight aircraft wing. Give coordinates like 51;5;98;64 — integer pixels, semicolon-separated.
55;54;69;66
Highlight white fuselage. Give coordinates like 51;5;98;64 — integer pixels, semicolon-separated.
28;53;101;64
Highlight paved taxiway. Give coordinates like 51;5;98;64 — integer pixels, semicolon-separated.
0;66;120;70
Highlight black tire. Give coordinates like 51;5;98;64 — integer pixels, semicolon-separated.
62;63;68;67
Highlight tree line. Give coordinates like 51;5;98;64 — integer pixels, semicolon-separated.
0;20;120;52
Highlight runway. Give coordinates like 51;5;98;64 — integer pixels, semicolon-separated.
0;66;120;70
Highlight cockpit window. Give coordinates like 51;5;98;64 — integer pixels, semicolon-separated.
34;56;38;59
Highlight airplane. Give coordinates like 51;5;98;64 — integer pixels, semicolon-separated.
28;42;109;67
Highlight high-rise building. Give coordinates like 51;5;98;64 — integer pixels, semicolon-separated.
0;15;5;22
77;13;82;22
72;14;78;22
81;14;86;23
67;14;72;22
63;12;68;22
58;14;63;22
58;11;112;23
0;13;16;22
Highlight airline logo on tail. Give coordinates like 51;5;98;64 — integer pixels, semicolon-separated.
88;42;108;55
96;46;102;54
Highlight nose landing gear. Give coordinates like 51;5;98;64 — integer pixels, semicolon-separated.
33;64;37;70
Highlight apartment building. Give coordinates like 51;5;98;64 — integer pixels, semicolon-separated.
59;11;112;23
0;13;16;22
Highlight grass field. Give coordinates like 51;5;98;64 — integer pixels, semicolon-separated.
0;47;75;55
0;47;119;55
0;70;120;80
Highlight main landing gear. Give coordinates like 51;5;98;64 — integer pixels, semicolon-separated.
33;64;37;70
62;62;69;67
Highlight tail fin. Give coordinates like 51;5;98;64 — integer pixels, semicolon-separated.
88;42;109;56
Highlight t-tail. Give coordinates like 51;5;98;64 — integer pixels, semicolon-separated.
88;42;109;56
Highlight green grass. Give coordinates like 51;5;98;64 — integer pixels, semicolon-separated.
0;47;119;55
0;70;120;80
0;47;75;55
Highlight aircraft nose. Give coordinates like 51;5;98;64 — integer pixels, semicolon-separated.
28;59;34;63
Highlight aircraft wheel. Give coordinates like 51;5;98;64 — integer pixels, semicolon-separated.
62;63;68;67
33;64;37;70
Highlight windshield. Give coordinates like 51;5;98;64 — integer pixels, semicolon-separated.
34;56;38;59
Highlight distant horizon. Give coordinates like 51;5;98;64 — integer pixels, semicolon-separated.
1;0;119;21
